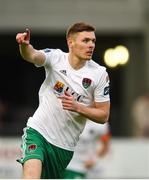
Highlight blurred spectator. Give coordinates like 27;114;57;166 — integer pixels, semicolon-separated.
63;120;111;179
131;91;149;137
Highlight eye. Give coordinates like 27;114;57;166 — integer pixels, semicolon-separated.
82;38;96;44
83;38;89;43
92;39;96;44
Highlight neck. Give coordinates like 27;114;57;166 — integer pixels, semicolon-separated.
68;53;86;70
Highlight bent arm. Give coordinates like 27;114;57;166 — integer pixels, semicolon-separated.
76;101;110;124
59;91;110;124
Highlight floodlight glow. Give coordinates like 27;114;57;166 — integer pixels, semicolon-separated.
103;45;130;68
104;48;118;67
115;45;129;65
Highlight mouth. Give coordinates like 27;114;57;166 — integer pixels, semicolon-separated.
86;51;93;56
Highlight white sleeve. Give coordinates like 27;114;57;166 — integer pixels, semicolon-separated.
38;48;62;67
94;69;110;102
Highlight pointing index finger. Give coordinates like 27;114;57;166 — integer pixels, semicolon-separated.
23;28;30;43
26;28;30;37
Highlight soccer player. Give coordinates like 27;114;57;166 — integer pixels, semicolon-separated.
16;22;110;179
63;121;111;179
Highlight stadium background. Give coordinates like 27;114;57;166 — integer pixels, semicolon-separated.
0;0;149;178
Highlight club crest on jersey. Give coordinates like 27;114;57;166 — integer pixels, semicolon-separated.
28;144;37;152
82;78;92;89
54;81;64;94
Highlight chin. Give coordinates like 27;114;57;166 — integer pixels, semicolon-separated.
81;55;92;61
86;58;91;61
86;56;92;60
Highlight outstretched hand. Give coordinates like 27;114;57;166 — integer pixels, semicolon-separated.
16;28;30;45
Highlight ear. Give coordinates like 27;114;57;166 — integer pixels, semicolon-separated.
67;37;73;48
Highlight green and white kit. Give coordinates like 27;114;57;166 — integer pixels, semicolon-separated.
18;48;110;178
27;48;110;151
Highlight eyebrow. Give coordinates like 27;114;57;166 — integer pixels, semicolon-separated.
83;37;96;41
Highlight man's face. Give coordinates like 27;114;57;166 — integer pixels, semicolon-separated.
68;31;96;60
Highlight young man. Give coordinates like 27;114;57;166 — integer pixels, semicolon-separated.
16;22;110;179
63;121;111;179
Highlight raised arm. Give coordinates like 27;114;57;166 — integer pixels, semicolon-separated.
16;29;45;66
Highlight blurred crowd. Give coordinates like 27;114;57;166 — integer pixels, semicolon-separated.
131;91;149;138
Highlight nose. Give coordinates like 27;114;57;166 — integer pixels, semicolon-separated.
89;41;95;49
